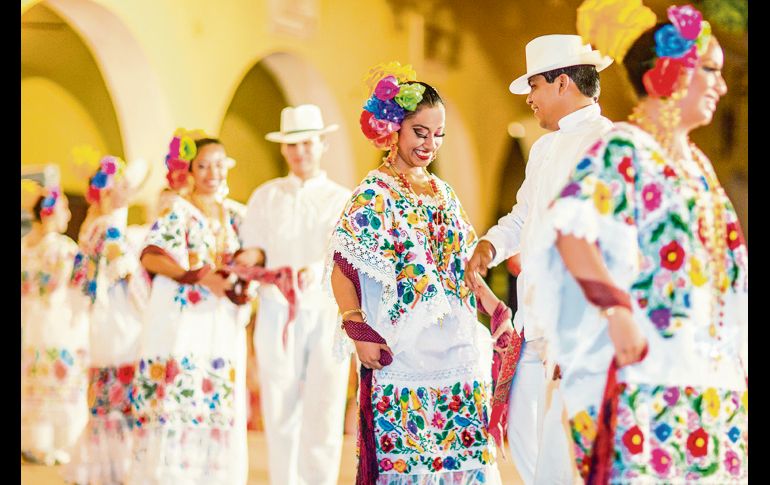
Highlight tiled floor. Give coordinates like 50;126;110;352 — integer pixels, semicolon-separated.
22;432;522;484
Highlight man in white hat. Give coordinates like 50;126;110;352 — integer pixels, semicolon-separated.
465;34;614;484
238;104;351;485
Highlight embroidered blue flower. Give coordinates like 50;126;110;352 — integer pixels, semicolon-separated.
106;227;121;239
727;426;741;443
577;158;592;170
443;457;457;470
354;212;369;227
655;25;695;58
654;423;672;442
212;357;225;370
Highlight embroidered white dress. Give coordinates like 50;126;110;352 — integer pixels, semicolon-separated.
21;231;88;461
327;170;501;485
127;196;250;485
62;208;147;485
523;123;748;483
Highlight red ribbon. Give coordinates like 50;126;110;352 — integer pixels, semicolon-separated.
478;299;524;451
586;345;648;484
231;265;297;348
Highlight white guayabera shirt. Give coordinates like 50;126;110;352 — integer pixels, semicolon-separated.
482;103;613;341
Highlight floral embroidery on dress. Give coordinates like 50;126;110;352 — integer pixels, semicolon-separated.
70;221;134;303
144;198;243;310
554;125;747;341
22;347;88;401
333;173;477;327
21;233;77;299
612;384;748;481
372;379;494;474
569;405;599;478
131;356;237;428
88;365;136;421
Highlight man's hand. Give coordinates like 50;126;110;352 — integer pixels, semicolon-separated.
354;340;393;370
465;240;496;292
606;306;647;367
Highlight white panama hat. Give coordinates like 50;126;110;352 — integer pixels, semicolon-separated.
509;34;613;95
265;104;339;144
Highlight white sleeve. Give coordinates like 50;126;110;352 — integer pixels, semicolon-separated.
481;138;545;267
241;188;265;250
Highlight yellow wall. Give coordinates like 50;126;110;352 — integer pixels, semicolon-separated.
22;0;517;230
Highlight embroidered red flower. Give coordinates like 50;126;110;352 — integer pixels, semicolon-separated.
461;429;475;447
660;241;685;271
726;222;744;250
617;156;635;183
663;166;677;178
202;378;214;394
117;364;135;385
687;427;709;457
157;385;166;399
643;57;685;98
165;358;180;384
449;395;462;412
432;457;443;471
188;290;202;304
377;395;391;413
380;434;395;453
622;425;645;454
380;458;394;471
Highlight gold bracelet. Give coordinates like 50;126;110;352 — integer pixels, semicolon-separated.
340;308;367;323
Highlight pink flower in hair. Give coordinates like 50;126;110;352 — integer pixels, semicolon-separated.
375;76;400;101
667;5;703;41
168;137;181;159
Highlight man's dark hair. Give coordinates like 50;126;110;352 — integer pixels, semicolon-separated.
537;64;601;99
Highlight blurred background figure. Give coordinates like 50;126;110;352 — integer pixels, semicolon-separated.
130;133;254;485
21;176;87;467
62;154;149;485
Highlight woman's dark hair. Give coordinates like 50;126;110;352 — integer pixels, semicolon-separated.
31;195;44;222
622;23;667;98
540;65;601;99
402;81;444;121
190;137;224;171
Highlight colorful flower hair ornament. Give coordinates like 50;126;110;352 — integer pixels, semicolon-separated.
643;5;711;98
86;155;127;205
360;61;425;150
165;127;206;191
39;186;61;218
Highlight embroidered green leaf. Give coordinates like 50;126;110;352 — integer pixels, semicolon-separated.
693;395;703;417
452;383;461;395
614;193;628;215
712;435;719;461
671;442;686;462
403;291;414;304
414;415;425;430
630;274;653;291
180;389;194;398
384;384;393;396
370;216;381;230
670;213;690;233
650;222;667;243
692;462;718;476
687;198;696;211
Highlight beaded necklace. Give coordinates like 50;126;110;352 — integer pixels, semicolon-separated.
628;113;730;361
382;160;451;267
189;192;230;267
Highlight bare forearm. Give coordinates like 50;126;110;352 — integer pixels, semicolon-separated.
141;253;187;280
331;264;365;322
556;233;615;285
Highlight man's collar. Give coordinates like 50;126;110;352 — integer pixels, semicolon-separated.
287;170;328;188
557;103;602;132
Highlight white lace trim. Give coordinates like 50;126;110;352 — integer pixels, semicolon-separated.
521;197;638;363
375;364;488;384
